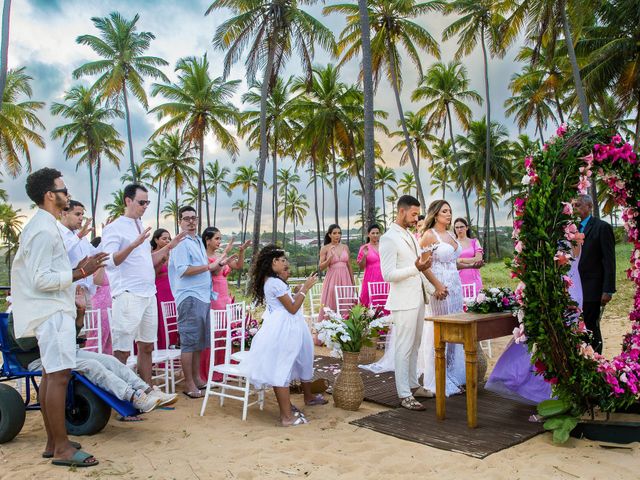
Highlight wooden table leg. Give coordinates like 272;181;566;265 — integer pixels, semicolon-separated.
434;322;446;420
464;325;478;428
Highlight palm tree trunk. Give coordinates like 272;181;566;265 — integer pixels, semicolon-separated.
480;27;492;261
174;176;179;235
560;1;599;217
358;0;376;228
331;135;339;225
213;186;218;227
381;184;387;229
92;158;102;240
554;92;565;124
243;188;250;244
156;178;162;229
441;180;445;199
196;137;205;232
88;161;95;236
271;134;278;244
121;81;136;180
312;156;322;255
321;175;326;233
251;39;276;265
446;104;471;222
346;174;351;245
0;0;11;105
490;200;499;256
387;46;425;207
282;184;288;246
204;171;211;228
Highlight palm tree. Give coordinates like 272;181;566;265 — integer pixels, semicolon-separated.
73;12;169;178
0;0;11;102
205;160;232;227
277;167;301;246
0;67;45;176
326;0;444;207
230;165;259;243
150;55;240;231
292;64;361;225
183;185;205;208
0;177;8;202
162;200;179;229
412;60;482;221
504;66;558;143
141;132;198;234
429;140;455;199
443;0;511;254
374;165;397;228
232;198;251;245
208;0;336;265
397;172;416;195
0;202;23;268
50;85;124;233
105;189;125;219
281;189;309;250
357;0;377;228
241;76;297;242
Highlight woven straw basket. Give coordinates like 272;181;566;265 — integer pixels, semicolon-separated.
333;351;365;411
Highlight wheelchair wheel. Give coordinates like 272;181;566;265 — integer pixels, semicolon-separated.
65;381;111;436
0;383;26;443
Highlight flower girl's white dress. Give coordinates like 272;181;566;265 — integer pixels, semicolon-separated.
244;277;314;388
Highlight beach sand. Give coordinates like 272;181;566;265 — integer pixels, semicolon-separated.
1;316;639;479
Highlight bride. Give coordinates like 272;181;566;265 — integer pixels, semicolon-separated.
362;200;471;396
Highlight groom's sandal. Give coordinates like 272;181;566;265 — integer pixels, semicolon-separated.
42;441;81;458
412;387;435;399
400;396;426;411
51;450;99;468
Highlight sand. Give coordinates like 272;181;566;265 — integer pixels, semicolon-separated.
1;317;639;479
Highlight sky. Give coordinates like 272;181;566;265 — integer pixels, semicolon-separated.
3;0;545;237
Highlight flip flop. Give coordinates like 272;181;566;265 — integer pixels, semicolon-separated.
51;449;99;468
42;441;82;458
305;394;329;406
183;390;204;399
280;415;309;427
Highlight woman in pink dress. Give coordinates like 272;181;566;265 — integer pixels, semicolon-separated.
318;224;354;322
357;224;383;306
453;218;484;295
151;229;177;350
200;227;250;381
89;236;112;354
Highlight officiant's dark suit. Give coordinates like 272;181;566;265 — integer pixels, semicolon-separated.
578;210;616;354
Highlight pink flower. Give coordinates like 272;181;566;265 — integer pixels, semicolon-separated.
514;240;523;253
563;275;573;288
554;251;571;266
562;202;573;215
556;123;568;137
524;156;533;169
577;175;591;194
612;134;622;145
513;323;527;344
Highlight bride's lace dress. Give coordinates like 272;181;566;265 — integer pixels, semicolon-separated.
418;229;466;396
360;228;467;396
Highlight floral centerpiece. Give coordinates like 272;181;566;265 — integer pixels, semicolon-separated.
315;304;389;357
231;307;260;350
465;287;517;313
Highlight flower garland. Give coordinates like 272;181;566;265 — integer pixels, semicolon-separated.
465;287;517;314
511;124;640;426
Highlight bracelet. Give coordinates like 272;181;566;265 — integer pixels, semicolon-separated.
299;291;307;298
79;267;87;278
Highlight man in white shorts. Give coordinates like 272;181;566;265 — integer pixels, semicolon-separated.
11;168;108;468
101;184;184;384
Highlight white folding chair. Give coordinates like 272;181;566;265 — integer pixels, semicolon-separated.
160;301;183;392
335;285;359;317
227;302;248;363
367;281;390;309
81;309;102;354
200;309;264;420
461;283;477;303
306;282;323;325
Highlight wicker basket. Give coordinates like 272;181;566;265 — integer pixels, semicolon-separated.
333;351;365;411
358;345;377;364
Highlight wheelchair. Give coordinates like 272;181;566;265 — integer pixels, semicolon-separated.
0;312;138;443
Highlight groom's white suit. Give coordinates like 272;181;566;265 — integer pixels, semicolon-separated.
380;223;435;399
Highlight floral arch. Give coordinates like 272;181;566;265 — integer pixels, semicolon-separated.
511;124;639;441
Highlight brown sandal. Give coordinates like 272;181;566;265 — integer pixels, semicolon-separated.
400;396;426;411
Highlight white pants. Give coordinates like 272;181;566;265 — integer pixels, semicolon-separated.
392;303;426;399
75;349;148;401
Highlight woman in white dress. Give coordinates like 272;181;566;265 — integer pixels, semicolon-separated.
418;200;467;396
245;245;326;426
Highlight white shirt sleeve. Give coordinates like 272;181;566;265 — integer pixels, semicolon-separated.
100;225;121;268
28;229;73;292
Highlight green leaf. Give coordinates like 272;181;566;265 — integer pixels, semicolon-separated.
537;399;570;417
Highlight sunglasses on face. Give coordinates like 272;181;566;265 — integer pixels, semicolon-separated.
50;187;69;196
137;200;151;206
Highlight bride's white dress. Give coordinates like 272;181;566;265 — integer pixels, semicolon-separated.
361;229;466;396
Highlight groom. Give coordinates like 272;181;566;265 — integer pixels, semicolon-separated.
380;195;435;411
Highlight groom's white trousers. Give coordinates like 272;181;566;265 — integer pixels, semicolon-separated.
392;302;426;399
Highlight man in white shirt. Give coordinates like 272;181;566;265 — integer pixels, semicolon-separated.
58;200;103;308
101;184;184;384
11;168;107;468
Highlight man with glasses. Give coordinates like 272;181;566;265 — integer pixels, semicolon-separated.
11;168;107;467
101;184;185;386
169;206;227;398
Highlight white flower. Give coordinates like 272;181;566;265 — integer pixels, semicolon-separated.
489;288;500;295
521;174;531;185
476;293;487;303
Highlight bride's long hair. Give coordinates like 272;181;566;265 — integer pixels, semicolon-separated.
424;200;452;231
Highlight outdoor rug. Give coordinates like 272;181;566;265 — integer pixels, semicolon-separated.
312;355;545;458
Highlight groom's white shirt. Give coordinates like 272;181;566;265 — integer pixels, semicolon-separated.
380;223;435;311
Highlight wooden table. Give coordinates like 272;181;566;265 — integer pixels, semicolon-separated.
425;311;517;428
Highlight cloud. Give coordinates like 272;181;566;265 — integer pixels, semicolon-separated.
5;0;533;235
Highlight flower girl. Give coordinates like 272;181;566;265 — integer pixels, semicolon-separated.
245;245;326;426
